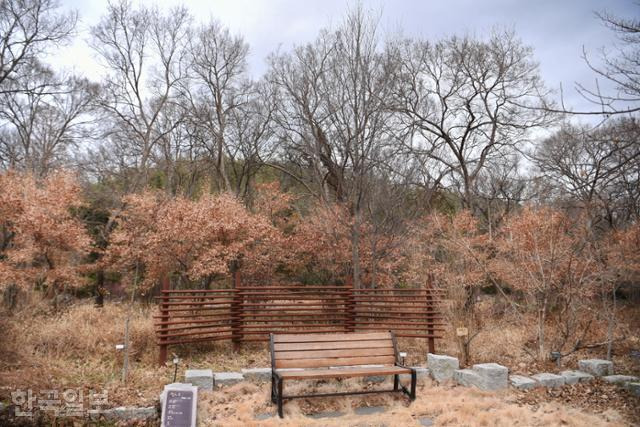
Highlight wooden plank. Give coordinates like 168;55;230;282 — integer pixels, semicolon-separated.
275;355;395;369
154;322;232;333
394;333;443;338
277;366;409;380
276;347;394;360
273;332;390;343
353;309;440;315
157;334;233;346
273;339;392;352
161;289;234;293
237;313;349;318
156;328;232;338
353;326;446;332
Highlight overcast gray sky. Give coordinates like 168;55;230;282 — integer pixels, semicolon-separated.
51;0;637;113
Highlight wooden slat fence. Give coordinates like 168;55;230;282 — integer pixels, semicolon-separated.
154;277;446;365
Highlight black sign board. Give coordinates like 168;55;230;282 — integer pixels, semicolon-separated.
163;389;194;427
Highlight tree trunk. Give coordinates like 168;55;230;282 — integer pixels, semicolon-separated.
351;207;362;289
95;269;105;308
538;296;548;361
606;286;616;360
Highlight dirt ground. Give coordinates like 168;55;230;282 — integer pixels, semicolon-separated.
196;378;638;426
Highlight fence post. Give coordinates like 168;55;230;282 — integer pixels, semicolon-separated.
426;274;435;354
231;265;243;350
345;275;356;333
158;274;170;366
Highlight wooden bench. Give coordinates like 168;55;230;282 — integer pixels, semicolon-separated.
269;331;416;418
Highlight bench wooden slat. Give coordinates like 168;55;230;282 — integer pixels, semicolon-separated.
277;365;409;380
273;332;390;343
275;355;395;369
273;339;392;352
276;347;394;360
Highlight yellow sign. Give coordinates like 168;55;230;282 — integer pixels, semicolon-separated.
456;327;469;337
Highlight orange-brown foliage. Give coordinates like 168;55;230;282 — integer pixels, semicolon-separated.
104;190;280;289
0;171;90;291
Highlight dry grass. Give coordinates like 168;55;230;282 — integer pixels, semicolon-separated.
196;379;632;426
0;293;638;425
0;297;166;406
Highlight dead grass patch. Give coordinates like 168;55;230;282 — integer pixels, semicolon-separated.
197;380;632;426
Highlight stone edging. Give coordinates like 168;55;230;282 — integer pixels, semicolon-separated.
426;353;640;395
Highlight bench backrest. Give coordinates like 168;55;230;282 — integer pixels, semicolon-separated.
270;332;399;369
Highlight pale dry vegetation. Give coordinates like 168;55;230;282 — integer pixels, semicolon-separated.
196;379;632;426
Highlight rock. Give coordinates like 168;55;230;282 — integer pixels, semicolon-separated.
100;406;157;421
214;371;244;387
241;367;271;382
308;411;345;419
354;406;386;415
559;370;594;385
578;359;614;377
255;413;274;420
418;417;434;426
625;382;640;397
472;363;508;390
454;369;482;388
427;353;459;382
602;375;639;384
184;369;214;390
509;375;538;390
531;373;565;388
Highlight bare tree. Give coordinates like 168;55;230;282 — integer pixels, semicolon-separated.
185;19;250;193
226;81;277;202
473;155;528;238
391;30;552;209
549;7;640;116
534;117;640;230
0;0;76;93
90;0;190;191
267;6;402;288
0;61;96;175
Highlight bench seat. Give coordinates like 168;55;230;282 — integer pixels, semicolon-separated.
278;365;411;380
270;331;417;417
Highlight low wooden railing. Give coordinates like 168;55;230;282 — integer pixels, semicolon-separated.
154;276;446;365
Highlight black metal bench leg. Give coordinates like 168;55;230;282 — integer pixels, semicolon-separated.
410;370;417;401
271;374;276;404
277;378;284;418
394;374;399;391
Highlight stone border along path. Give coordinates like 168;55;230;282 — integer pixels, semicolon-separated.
80;356;640;423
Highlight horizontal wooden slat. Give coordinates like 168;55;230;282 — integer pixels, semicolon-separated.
275;355;395;369
274;339;392;352
238;313;350;319
157;334;233;345
276;347;394;360
157;328;232;338
273;332;390;343
237;286;350;291
161;289;234;293
353;309;439;315
277;366;409;380
394;333;443;338
243;324;343;330
159;301;234;306
155;322;232;333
